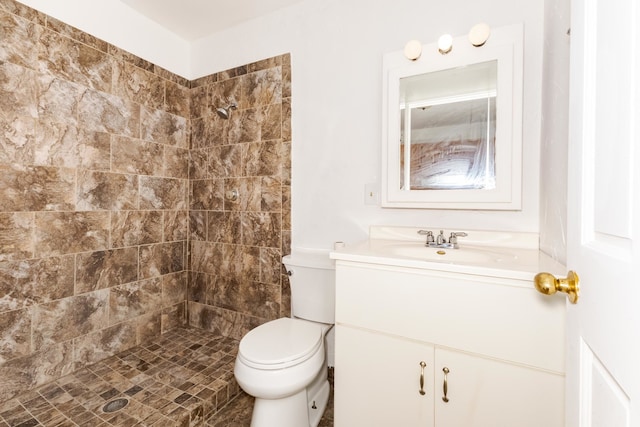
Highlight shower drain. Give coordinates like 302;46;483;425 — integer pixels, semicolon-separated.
102;397;129;413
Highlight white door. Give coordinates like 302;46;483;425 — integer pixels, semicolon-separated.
566;0;640;425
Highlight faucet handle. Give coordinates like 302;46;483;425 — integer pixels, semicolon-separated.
417;230;435;244
449;232;468;246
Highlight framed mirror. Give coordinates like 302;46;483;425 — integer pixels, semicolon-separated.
382;23;523;209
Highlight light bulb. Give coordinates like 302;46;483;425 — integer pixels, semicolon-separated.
403;40;422;61
437;34;453;54
468;23;491;47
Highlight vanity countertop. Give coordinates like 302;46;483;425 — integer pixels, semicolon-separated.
329;226;565;282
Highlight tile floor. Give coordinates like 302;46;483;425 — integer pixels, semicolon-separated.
0;327;334;427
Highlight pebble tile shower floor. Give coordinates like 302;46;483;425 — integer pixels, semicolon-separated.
0;328;241;426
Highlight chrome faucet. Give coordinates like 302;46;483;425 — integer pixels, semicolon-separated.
417;230;467;249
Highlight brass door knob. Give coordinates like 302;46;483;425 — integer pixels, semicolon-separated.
534;271;580;304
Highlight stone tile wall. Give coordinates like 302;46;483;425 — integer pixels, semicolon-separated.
0;0;292;403
187;56;292;340
0;1;190;401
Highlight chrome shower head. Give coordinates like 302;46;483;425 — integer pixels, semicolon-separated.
216;102;237;119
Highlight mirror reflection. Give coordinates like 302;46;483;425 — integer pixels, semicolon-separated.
399;60;497;191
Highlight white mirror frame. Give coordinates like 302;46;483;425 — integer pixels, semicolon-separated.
382;23;523;210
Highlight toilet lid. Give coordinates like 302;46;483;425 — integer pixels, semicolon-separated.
238;318;323;370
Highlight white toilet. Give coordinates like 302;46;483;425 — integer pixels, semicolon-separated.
234;251;335;427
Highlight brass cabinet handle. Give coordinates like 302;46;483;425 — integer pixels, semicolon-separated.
442;367;450;402
534;270;580;304
419;361;427;395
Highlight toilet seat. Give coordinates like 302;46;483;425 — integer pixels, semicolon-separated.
238;318;323;370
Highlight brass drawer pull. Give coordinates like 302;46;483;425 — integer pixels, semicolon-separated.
442;367;450;402
419;361;427;395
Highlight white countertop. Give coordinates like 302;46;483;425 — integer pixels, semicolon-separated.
329;226;566;281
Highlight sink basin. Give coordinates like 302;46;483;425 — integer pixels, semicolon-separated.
380;243;517;264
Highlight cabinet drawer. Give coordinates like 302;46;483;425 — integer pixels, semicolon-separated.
335;262;565;373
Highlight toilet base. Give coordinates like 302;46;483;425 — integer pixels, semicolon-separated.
251;388;308;427
308;377;330;427
249;371;330;427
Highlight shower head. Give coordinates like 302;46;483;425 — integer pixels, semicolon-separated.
216;102;237;119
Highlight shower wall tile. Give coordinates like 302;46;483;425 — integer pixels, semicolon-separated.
38;28;113;92
37;75;81;126
163;209;188;242
162;271;187;307
34;211;110;257
109;278;162;324
0;57;38;119
164;145;189;178
241;212;282;248
34;124;111;170
0;212;33;261
0;309;31;362
209;144;242;178
136;311;161;344
190;179;224;211
165;79;191;117
0;255;74;312
31;290;109;351
78;88;140;137
213;277;280;320
0;0;190;401
44;16;109;53
0;341;74;403
161;302;185;333
114;61;164;110
282;98;292;142
111;136;164;176
261;176;283;212
139;176;187;210
108;44;154;72
111;210;163;248
73;320;137;366
207;211;241;244
224;177;262;212
259;247;281;286
231;108;260;144
0;10;41;68
75;247;139;294
188;54;291;336
0;115;36;165
189;148;208;179
189;210;207;242
244;67;282;107
139;241;185;280
188;271;209;304
188;302;259;342
140;107;188;148
0;165;75;212
191;116;226;149
76;170;139;211
243;140;282;177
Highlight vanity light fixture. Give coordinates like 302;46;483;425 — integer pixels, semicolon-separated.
468;23;491;47
437;34;453;54
403;39;422;60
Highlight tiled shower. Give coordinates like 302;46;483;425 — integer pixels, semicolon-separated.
0;0;291;413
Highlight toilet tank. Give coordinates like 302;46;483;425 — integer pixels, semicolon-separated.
282;250;335;324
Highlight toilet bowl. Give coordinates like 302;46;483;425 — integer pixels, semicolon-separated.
233;251;335;427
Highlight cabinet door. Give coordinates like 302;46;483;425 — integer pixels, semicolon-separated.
434;348;564;427
335;325;435;427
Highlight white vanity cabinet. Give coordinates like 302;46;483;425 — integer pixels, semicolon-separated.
333;261;565;427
